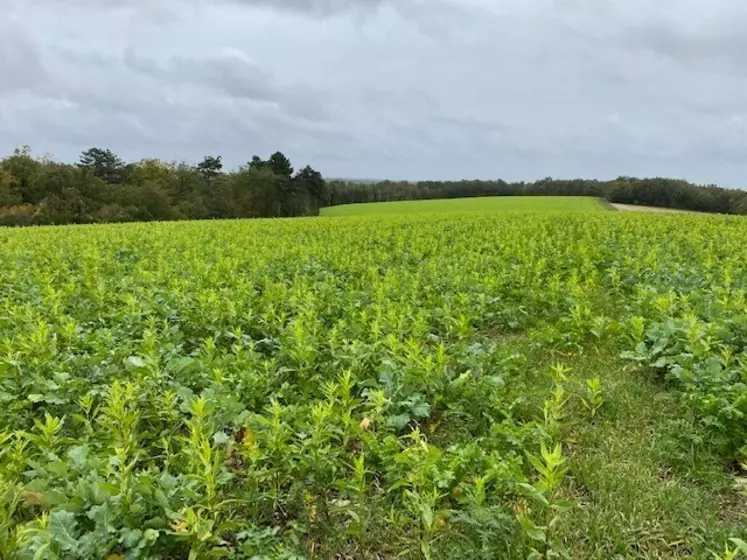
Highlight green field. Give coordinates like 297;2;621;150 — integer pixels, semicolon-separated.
0;210;745;559
321;196;604;216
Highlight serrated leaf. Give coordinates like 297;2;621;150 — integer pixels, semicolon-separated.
67;445;89;468
88;502;116;531
387;414;411;430
410;401;431;419
212;431;230;445
49;510;79;551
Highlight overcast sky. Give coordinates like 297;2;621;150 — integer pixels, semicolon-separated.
2;0;746;185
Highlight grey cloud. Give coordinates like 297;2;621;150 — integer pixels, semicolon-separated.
123;50;330;120
125;51;277;102
0;26;48;94
3;0;747;186
52;0;384;7
555;0;747;68
29;0;390;16
234;0;388;14
0;25;336;165
622;22;747;67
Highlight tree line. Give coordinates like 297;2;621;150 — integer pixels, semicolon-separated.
0;147;326;226
2;146;745;227
326;177;747;215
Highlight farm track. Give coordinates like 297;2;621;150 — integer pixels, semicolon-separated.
610;203;690;213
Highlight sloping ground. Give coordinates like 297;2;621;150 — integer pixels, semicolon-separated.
322;196;604;216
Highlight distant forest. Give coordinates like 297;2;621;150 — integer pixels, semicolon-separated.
0;148;326;226
1;147;746;226
327;177;747;215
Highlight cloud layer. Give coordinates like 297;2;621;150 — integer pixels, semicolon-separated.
2;0;747;185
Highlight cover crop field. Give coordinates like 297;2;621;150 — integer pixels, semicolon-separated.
320;196;604;216
0;208;745;558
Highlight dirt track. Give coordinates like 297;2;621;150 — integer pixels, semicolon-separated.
610;203;687;213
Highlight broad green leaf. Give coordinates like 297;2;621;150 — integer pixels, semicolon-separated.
124;356;147;369
49;510;80;551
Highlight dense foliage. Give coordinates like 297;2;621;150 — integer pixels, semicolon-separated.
327;177;747;215
0;209;744;558
0;148;326;226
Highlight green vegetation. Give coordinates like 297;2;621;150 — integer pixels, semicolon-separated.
3;145;745;229
0;210;745;558
327;177;747;215
0;147;326;226
321;196;604;216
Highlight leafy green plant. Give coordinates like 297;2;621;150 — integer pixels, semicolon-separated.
580;376;604;420
713;539;747;560
0;207;745;558
517;442;573;559
539;364;570;442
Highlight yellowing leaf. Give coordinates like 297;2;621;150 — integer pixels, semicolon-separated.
242;428;256;449
21;490;44;506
